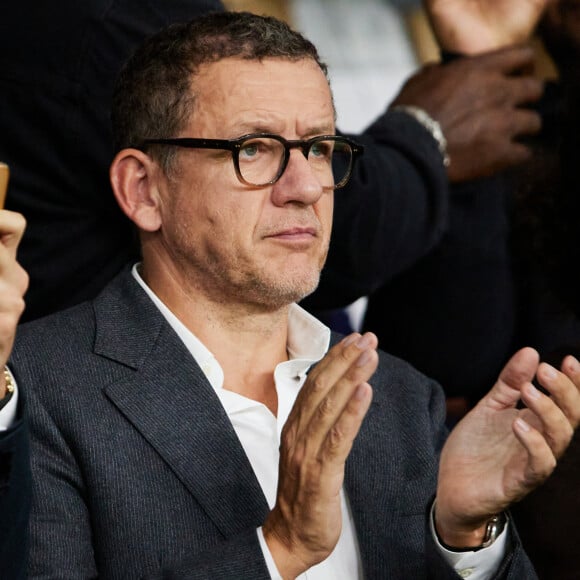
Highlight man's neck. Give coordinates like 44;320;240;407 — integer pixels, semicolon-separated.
191;304;288;416
140;260;291;415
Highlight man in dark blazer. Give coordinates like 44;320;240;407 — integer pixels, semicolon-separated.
10;12;580;579
0;209;31;580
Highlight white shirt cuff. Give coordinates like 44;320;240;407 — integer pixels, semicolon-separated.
430;504;509;580
257;526;283;580
0;367;18;431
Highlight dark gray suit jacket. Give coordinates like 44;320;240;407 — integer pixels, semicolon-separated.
10;268;536;579
0;398;31;580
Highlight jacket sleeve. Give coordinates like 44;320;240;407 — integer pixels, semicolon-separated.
144;531;271;580
425;522;539;580
24;384;271;580
25;391;99;579
0;398;31;580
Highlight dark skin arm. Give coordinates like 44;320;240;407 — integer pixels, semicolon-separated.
390;44;544;182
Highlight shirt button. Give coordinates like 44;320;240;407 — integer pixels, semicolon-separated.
458;569;474;578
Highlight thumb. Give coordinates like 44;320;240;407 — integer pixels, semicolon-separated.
0;210;26;258
485;347;540;410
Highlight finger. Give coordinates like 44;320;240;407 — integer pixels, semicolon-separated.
561;354;580;403
512;416;557;488
0;299;26;364
503;76;544;107
291;332;378;426
475;109;542;169
0;253;28;366
0;210;26;257
477;44;536;75
537;359;580;428
520;380;574;458
474;76;543;111
506;108;542;139
489;141;534;170
485;347;540;409
0;259;29;301
319;382;373;470
0;238;29;296
303;350;378;454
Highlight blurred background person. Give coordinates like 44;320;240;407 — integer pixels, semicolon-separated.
362;1;580;576
509;2;580;577
362;0;560;416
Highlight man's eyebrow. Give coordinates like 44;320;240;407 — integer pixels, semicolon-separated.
304;124;336;137
221;118;278;135
227;122;336;138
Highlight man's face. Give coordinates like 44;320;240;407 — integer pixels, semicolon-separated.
156;57;335;310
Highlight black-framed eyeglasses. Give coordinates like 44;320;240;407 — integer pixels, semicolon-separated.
137;133;364;190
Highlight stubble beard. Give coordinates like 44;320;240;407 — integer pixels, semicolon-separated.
172;241;327;313
210;257;324;311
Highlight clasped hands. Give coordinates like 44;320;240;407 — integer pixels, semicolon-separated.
263;332;580;577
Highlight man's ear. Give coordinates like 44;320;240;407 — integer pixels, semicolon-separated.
110;149;163;232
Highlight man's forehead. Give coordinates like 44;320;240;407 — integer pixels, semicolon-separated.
187;56;335;136
195;54;324;77
192;56;330;96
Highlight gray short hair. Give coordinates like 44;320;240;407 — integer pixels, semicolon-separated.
111;11;330;172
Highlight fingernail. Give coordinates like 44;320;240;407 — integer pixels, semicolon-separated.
542;364;558;380
354;383;368;400
526;384;541;400
356;333;372;349
342;333;360;347
515;417;530;432
566;356;580;373
356;350;373;367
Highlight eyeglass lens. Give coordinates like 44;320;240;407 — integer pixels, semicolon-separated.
238;137;353;188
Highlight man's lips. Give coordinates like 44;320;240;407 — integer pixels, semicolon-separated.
261;227;322;252
266;227;318;240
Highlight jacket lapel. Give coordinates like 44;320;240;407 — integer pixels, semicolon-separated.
93;269;270;537
343;352;421;578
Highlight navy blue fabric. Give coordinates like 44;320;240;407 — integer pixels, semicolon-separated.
0;397;31;580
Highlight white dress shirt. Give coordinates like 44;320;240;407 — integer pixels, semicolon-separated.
133;264;508;579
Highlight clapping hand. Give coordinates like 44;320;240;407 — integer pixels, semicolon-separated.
263;332;378;578
435;347;580;547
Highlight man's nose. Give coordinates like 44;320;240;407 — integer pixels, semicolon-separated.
270;149;326;207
